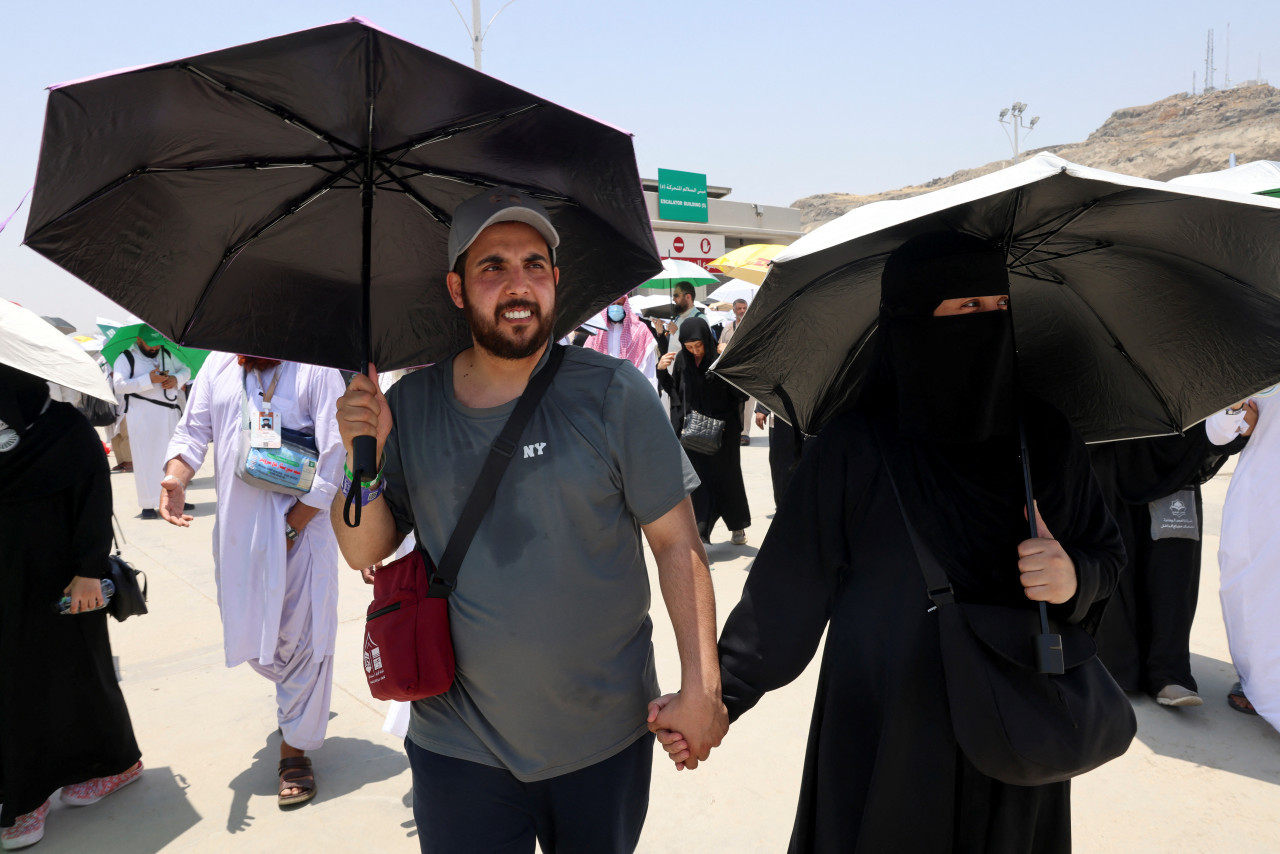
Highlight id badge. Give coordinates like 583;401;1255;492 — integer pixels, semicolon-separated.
250;410;282;448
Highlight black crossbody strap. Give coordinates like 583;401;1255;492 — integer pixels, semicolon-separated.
872;423;956;609
427;344;566;597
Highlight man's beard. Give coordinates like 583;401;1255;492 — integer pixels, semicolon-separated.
237;355;283;372
463;294;555;360
138;344;161;358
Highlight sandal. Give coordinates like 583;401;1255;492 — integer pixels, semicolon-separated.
1228;681;1259;716
277;756;317;807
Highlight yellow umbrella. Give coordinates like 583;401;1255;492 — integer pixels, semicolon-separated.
708;243;787;285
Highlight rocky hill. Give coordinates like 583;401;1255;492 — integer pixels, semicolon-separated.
794;84;1280;229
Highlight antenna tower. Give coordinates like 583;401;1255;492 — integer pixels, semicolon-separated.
1205;29;1216;93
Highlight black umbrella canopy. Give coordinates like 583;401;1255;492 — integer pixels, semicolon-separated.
24;18;660;371
714;154;1280;443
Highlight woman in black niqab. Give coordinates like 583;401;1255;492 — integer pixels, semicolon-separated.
706;232;1124;852
658;317;752;543
0;364;142;835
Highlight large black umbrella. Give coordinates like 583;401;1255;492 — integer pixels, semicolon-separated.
23;17;661;514
23;17;660;374
716;153;1280;444
715;153;1280;673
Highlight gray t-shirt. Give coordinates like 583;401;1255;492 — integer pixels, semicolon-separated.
382;345;699;781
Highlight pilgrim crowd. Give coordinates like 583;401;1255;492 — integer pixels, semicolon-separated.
3;201;1280;854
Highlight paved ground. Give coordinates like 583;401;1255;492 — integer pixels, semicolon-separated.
25;437;1280;853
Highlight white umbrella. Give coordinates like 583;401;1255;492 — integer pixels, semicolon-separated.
627;294;675;312
1;300;116;403
643;258;719;287
706;280;760;305
1170;160;1280;195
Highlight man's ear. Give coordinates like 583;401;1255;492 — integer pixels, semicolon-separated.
446;271;465;309
553;266;560;288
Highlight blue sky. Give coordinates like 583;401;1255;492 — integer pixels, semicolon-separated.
3;0;1277;330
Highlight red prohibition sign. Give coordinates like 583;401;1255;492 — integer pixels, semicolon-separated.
700;238;711;254
672;236;685;253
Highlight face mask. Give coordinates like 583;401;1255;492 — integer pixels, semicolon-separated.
607;305;626;323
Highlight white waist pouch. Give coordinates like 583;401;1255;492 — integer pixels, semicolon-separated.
235;368;319;497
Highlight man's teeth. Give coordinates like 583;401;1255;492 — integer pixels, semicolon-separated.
504;309;532;320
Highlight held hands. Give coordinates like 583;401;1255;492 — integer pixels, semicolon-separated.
159;476;193;527
336;365;393;461
64;576;104;614
646;689;729;771
1018;502;1077;605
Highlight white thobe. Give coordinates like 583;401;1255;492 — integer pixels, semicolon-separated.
113;348;190;509
165;354;344;747
605;324;659;392
1207;385;1280;733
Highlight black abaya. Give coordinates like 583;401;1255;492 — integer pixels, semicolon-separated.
658;321;750;537
0;401;141;826
1089;426;1246;694
717;405;1123;853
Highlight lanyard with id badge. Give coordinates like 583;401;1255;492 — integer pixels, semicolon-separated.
250;368;282;449
235;367;321;497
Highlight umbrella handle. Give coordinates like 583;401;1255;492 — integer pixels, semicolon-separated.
342;434;379;527
1018;410;1065;676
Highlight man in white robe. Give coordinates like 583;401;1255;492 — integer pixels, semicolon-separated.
158;353;345;807
112;338;190;518
583;295;658;391
1207;390;1273;727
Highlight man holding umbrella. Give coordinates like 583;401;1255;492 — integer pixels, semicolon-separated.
333;187;725;853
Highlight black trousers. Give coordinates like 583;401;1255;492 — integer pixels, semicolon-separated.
768;419;800;508
407;734;653;854
1095;490;1203;695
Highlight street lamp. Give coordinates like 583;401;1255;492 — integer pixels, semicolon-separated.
448;0;520;71
998;102;1040;164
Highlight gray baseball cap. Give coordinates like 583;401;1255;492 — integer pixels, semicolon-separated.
447;186;561;271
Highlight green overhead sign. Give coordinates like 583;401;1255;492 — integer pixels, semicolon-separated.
657;168;709;223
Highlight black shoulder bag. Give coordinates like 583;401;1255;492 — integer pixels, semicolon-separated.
875;426;1135;787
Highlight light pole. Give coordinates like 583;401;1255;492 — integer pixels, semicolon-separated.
998;102;1040;164
448;0;520;71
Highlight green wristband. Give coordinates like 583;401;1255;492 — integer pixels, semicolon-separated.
344;457;384;487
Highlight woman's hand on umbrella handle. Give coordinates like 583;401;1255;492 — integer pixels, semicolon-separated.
1017;502;1078;605
337;364;393;462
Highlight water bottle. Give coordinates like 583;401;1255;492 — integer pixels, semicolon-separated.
55;578;115;615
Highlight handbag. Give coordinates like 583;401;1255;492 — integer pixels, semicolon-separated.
680;410;724;456
876;427;1136;787
79;394;120;427
105;522;148;621
363;345;566;702
235;367;321;497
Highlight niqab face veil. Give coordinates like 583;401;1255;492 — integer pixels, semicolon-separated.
876;231;1017;445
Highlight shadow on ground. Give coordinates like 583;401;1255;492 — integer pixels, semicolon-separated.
226;733;409;833
705;543;759;561
33;766;199;854
1130;652;1280;785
